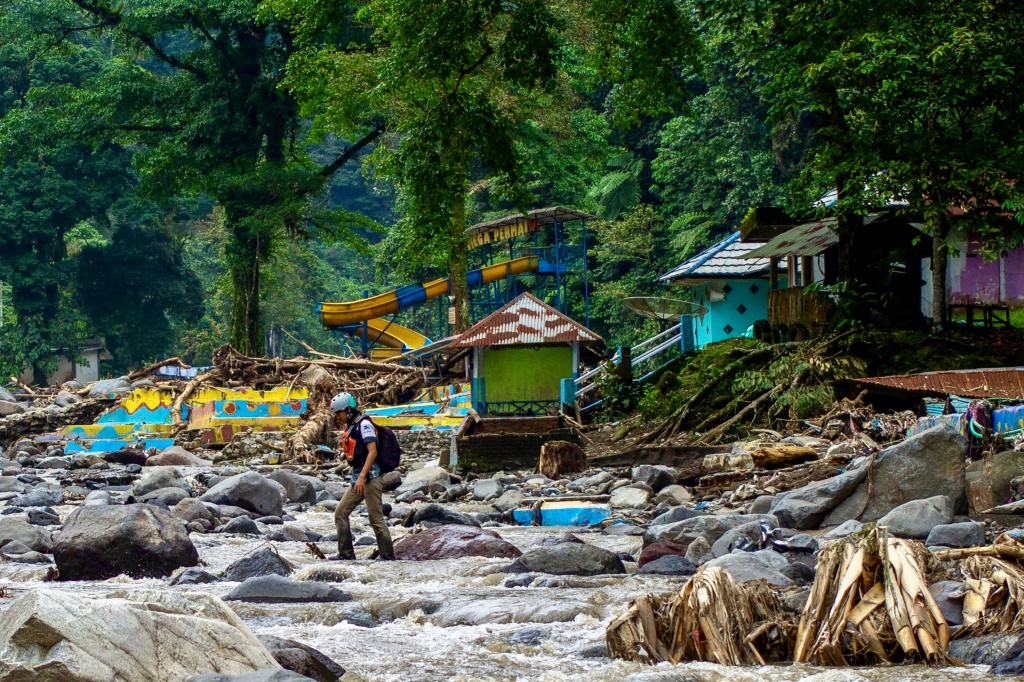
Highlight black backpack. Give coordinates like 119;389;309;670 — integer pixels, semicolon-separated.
360;416;401;473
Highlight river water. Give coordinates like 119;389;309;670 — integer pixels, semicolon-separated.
0;501;1004;682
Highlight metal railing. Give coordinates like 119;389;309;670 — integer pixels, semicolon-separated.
574;322;685;401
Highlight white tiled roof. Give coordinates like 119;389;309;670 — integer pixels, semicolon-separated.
659;232;783;283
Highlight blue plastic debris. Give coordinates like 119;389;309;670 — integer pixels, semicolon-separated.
512;500;610;527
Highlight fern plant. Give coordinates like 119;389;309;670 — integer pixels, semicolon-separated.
588;152;644;221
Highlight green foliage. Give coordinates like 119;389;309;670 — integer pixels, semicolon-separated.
588;152;644;221
74;208;204;372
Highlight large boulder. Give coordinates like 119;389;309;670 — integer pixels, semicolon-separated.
705;549;794;587
396;466;449;494
0;516;53;553
711;518;777;558
133;467;191;497
172;497;218;524
88;376;131;397
54;504;199;580
9;488;65;508
635;555;696;576
103;448;148;466
824;424;966;524
503;542;625;576
637;541;688;568
223;547;292;581
393;525;522;560
769;459;869;530
200;472;286;517
965;450;1024;513
877;495;954;539
225;575;349;604
266;471;318;505
654;485;692;506
926;521;986;548
411;503;481;527
631;465;676;492
0;589;279;681
146;446;209;467
610;486;652;510
472;479;503;501
189;672;315;682
139;487;191;507
257;635;345;682
643;514;758;549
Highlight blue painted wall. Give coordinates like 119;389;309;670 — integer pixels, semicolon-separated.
689;279;779;348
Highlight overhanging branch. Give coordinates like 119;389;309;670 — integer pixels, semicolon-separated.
320;125;384;177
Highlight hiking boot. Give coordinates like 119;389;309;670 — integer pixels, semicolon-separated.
329;553;357;561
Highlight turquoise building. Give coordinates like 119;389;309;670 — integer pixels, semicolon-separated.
659;232;787;349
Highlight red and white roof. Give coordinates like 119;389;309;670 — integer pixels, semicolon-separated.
450;293;603;348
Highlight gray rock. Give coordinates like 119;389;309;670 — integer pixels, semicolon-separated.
146;446;209;467
473;478;503;501
0;477;25;494
653;485;692;506
631;465;676;492
825;424;966;524
9;488;65;508
609;486;651;510
223;546;291;581
503;542;626;576
706;549;793;587
823;519;863;541
926;521;986;548
769;458;869;530
104;448;148;466
226;574;350;603
53;390;81;407
0;516;53;553
748;495;775;515
26;507;60;526
172;497;217;524
650;506;701;526
171;568;222;586
684;536;713;566
928;580;965;626
492;488;524;512
53;504;199;580
966;450;1024;513
37;456;69;469
219;516;261;535
200;472;286;518
877;495;954;539
0;400;26;417
0;386;17;402
948;632;1024;665
711;518;778;558
88;376;131;397
644;514;760;549
257;635;345;682
0;589;280;680
134;467;190;497
412;503;480;527
396;466;449;494
635;555;696;576
266;470;318;505
83;490;112;506
140;487;191;507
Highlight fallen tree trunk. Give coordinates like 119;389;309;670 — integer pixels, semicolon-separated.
751;445;818;469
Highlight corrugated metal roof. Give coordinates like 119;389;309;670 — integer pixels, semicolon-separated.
658;232;786;283
856;367;1024;400
743;219;840;259
450;293;604;348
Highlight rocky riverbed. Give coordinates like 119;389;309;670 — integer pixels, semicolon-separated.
0;423;1022;681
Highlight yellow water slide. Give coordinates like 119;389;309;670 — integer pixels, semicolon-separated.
318;256;539;351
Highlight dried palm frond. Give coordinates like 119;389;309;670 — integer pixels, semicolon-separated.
955;538;1024;637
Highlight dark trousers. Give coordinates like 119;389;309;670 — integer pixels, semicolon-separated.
334;475;394;559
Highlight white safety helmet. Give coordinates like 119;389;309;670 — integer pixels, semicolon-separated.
330;392;357;413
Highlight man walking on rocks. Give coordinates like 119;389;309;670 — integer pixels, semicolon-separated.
330;392;395;560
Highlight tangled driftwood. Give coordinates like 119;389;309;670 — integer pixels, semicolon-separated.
285;377;339;464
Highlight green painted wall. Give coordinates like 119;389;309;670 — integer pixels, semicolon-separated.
482;346;572;403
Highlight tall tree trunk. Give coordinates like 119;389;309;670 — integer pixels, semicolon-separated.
227;226;266;356
448;192;470;333
931;214;950;330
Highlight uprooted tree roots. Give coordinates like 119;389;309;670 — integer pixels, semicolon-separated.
609;532;1024;669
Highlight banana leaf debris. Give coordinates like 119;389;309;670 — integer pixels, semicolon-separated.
607;530;1024;668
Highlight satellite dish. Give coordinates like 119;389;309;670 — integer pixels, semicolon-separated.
623;297;707;321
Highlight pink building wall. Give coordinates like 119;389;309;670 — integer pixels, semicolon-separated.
947;236;1024;306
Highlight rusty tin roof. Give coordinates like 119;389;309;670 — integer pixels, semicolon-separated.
450;293;604;348
856;367;1024;400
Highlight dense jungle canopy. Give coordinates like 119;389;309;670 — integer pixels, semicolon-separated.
1;0;1023;381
